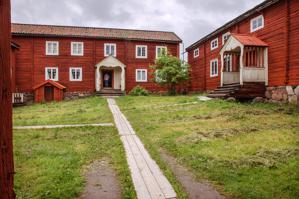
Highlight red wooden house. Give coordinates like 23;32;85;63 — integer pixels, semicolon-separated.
11;24;181;103
187;0;299;104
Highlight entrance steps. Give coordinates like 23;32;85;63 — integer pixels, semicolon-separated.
96;89;125;97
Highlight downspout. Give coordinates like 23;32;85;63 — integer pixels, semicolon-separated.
284;0;290;85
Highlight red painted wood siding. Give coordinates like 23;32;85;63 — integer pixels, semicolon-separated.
188;0;299;91
0;0;14;198
12;36;180;93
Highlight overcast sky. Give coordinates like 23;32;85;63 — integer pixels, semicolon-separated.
12;0;263;48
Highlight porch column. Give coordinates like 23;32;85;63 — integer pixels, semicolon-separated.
264;47;269;86
95;67;100;91
220;51;224;86
239;46;244;85
120;66;125;91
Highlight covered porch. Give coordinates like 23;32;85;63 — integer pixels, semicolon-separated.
220;34;269;86
95;56;126;94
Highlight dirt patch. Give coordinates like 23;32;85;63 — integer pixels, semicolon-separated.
160;149;226;199
79;159;121;199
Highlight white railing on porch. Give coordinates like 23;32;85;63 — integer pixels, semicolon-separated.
12;93;24;104
242;67;266;82
223;72;240;84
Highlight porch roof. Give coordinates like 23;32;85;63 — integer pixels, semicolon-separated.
33;80;66;90
231;34;268;47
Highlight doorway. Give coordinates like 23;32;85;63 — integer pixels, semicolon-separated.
44;86;54;102
102;70;113;89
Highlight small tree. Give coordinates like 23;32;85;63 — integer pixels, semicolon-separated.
151;54;190;95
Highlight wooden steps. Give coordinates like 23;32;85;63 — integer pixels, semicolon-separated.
208;83;265;99
96;89;125;97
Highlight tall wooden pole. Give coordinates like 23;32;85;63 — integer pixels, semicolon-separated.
0;0;14;198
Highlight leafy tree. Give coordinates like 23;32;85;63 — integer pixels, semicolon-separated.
151;53;190;95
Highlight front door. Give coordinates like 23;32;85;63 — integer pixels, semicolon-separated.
44;86;54;102
102;70;113;88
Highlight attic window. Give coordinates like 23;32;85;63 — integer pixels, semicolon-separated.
210;38;218;51
194;48;199;58
251;15;264;32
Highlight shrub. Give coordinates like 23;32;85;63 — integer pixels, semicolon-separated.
129;86;149;96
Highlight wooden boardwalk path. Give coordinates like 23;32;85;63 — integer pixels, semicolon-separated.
107;98;177;199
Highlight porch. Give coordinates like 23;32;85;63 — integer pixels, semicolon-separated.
209;34;268;99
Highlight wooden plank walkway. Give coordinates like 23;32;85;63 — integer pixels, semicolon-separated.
13;123;114;130
107;98;177;199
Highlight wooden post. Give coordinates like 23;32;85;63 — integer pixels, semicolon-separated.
0;0;14;198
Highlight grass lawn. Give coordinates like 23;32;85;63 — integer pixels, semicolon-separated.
117;96;299;199
13;96;112;126
13;97;136;199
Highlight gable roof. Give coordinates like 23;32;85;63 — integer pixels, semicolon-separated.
232;34;268;47
186;0;281;51
33;80;66;90
12;23;182;43
96;55;126;69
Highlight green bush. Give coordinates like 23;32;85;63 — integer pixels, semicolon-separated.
129;86;149;96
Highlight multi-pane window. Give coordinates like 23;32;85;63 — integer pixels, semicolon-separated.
46;41;59;55
156;46;167;58
71;42;84;56
136;45;148;58
210;38;218;50
136;69;147;82
251;15;264;32
104;43;116;57
210;59;218;77
193;48;199;58
222;32;230;45
69;67;82;81
224;55;232;72
45;67;58;81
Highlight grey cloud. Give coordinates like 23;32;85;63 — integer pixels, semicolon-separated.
12;0;264;49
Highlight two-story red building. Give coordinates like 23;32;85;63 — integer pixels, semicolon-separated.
11;23;181;103
187;0;299;104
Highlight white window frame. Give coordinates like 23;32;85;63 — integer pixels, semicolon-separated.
46;41;59;55
210;59;218;77
69;67;82;81
222;32;230;45
250;15;264;32
210;38;218;51
45;67;59;81
156;46;167;59
135;69;148;82
71;42;84;56
104;43;117;57
193;48;199;58
136;45;148;59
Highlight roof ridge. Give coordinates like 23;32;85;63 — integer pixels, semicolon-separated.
12;23;176;34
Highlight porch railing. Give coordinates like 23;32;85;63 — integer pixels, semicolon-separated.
223;72;240;84
242;67;266;82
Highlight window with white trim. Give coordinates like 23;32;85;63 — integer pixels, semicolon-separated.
104;43;116;57
210;59;218;77
222;32;230;45
251;15;264;32
136;69;147;82
224;55;232;72
69;67;82;81
71;42;84;56
193;48;199;58
46;41;59;55
210;38;218;50
136;45;148;58
156;46;167;58
45;67;58;81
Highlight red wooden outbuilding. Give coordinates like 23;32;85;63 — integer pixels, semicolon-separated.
33;80;66;103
